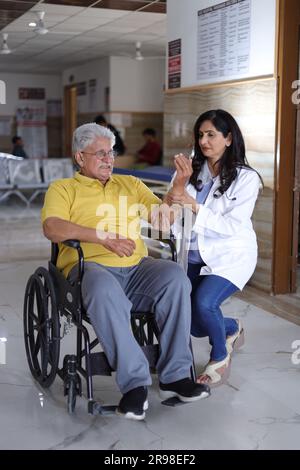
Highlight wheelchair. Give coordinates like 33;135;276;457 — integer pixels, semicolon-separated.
23;229;188;415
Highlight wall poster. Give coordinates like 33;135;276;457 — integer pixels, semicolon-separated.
16;88;47;159
197;0;251;81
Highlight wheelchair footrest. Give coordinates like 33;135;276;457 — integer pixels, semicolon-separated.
161;397;188;407
88;400;117;415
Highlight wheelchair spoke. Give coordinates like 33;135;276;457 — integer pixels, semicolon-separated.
33;331;41;357
29;311;39;324
39;325;48;346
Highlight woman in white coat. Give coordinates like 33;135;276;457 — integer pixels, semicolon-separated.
165;109;262;386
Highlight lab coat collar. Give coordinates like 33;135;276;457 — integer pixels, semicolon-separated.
186;160;219;200
197;160;218;185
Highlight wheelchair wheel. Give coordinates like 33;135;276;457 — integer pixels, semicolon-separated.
23;267;60;388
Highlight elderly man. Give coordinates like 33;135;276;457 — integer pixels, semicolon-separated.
42;123;210;421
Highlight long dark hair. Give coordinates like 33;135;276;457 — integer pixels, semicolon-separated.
190;109;263;193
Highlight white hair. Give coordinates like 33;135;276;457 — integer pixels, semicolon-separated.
72;122;115;154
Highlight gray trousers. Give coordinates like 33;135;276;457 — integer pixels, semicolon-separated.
69;257;193;394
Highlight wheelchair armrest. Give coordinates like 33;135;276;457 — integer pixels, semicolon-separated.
51;240;82;265
61;239;84;282
62;239;81;249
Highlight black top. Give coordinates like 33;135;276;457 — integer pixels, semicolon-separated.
12;145;28;159
107;124;126;156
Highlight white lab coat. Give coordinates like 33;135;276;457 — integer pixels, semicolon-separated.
171;161;261;290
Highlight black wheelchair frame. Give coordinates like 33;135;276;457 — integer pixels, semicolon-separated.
23;229;189;415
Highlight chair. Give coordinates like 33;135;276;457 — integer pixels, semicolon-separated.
8;159;47;206
0;154;25;204
0;157;74;207
42;158;74;184
0;155;14;204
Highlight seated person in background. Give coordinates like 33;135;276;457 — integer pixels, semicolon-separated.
136;128;162;166
11;136;28;159
42;122;210;421
94;114;126;156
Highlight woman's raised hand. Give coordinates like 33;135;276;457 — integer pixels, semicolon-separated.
172;153;193;191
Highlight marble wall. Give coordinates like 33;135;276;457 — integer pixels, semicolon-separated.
164;79;277;292
77;112;163;158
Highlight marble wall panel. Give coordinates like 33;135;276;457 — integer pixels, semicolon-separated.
164;79;277;292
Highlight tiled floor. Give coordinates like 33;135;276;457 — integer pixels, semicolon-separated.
1;203;300;450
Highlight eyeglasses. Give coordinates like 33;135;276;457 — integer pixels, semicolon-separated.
81;149;116;160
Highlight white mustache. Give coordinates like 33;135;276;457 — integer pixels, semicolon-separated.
99;164;112;169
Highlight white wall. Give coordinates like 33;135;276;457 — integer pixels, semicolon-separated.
167;0;277;88
110;56;165;112
62;58;110;114
0;54;165;118
0;73;62;115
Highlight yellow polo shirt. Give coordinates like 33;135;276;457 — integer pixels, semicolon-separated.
41;172;161;277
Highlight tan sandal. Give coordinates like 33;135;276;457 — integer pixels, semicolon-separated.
196;353;231;387
226;319;244;355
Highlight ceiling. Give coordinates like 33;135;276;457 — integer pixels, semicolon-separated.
0;0;167;74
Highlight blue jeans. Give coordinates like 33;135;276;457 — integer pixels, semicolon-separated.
187;263;239;361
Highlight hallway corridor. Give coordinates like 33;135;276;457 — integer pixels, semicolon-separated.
0;204;299;450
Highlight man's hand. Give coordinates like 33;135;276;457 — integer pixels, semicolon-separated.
99;232;136;257
172;154;193;192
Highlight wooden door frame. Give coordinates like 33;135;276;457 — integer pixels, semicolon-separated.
273;0;300;294
63;85;77;157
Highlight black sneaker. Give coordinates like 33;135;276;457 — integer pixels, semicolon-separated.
159;378;210;402
116;386;148;420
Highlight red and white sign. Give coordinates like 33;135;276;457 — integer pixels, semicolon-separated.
168;39;182;89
